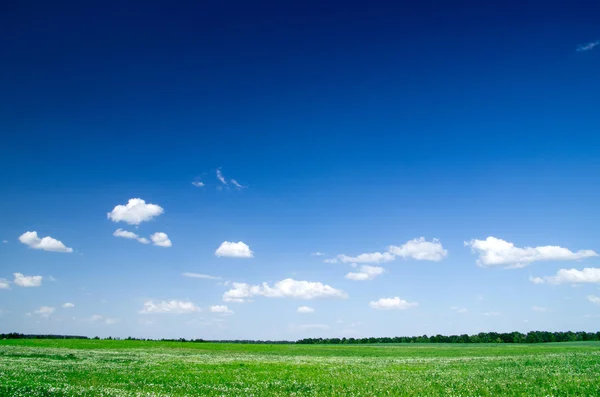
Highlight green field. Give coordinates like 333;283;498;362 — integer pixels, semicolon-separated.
1;340;599;396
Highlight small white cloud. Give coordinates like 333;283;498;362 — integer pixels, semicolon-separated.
388;238;447;261
223;279;347;302
140;300;200;314
588;295;600;306
346;265;385;281
0;278;10;289
216;169;227;185
2;240;7;244
531;268;600;285
150;232;172;247
531;306;547;312
337;252;395;264
14;273;42;287
19;231;73;253
62;303;75;308
210;305;233;315
483;311;501;316
297;306;315;313
192;181;205;187
465;237;597;268
89;314;118;325
215;241;253;258
369;297;418;310
324;258;339;264
577;40;600;52
107;198;164;225
182;272;221;280
311;252;325;257
231;179;245;188
113;229;150;244
34;306;55;318
450;306;468;314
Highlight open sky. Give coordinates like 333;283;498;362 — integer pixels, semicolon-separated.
1;0;599;340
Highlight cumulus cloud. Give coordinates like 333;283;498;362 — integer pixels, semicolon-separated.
346;265;385;281
336;252;394;264
216;169;227;185
34;306;55;318
311;252;325;257
107;198;164;225
369;297;418;310
530;267;600;285
19;231;73;253
62;302;75;308
215;241;253;258
113;229;149;244
210;305;233;315
192;181;205;187
389;238;447;261
330;238;447;264
588;295;600;306
465;237;597;268
182;272;221;280
223;278;347;303
89;314;118;325
297;306;315;313
577;41;600;52
0;279;9;289
14;273;42;287
150;232;172;247
140;300;200;314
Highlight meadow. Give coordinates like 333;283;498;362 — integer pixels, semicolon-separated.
1;339;599;396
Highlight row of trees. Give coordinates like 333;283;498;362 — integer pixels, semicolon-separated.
297;331;600;344
4;331;600;344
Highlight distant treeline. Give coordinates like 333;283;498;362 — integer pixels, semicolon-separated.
3;331;600;344
297;331;600;344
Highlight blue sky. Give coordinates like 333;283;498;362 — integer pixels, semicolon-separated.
1;0;599;339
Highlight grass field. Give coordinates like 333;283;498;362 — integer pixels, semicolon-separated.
1;340;599;396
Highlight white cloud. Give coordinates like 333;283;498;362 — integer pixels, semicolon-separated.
369;297;418;310
389;238;447;261
34;306;55;317
577;40;599;52
107;198;164;225
465;237;597;268
311;252;324;257
346;265;385;281
210;305;233;315
532;306;547;312
140;300;200;314
297;306;315;313
62;303;75;308
14;273;42;287
337;252;394;264
192;181;205;187
18;231;73;253
450;306;468;314
531;268;600;285
182;272;221;280
113;229;149;244
216;169;227;185
215;241;253;258
483;311;501;316
89;314;118;325
223;278;347;302
324;258;339;264
2;240;7;244
150;232;172;247
0;279;9;289
231;179;245;188
587;295;600;306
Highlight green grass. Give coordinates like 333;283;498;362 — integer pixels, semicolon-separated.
1;339;599;396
